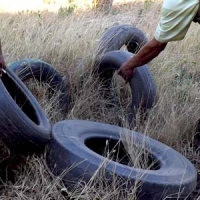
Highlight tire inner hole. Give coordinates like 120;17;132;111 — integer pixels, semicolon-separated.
1;71;39;125
126;41;140;53
85;137;160;170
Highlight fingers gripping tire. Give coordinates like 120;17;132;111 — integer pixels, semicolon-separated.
0;68;51;153
46;120;197;199
9;59;69;114
95;50;156;124
96;24;148;57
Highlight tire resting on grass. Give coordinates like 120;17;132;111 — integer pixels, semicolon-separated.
9;59;69;114
95;50;157;124
0;67;51;153
96;24;148;57
46;120;197;200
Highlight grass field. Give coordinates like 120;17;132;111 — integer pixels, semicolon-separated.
0;0;200;199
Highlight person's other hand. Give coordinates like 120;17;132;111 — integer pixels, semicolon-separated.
0;55;6;77
117;59;135;84
0;41;6;77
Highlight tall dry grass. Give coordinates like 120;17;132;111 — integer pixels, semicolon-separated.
0;0;200;199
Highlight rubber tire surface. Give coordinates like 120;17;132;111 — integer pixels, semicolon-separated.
193;119;200;150
95;50;156;124
0;67;51;153
46;120;197;200
9;59;69;114
96;24;148;57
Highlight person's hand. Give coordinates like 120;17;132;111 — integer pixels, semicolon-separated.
0;41;6;77
0;55;6;77
117;58;135;84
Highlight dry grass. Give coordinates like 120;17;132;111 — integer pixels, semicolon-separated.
0;0;200;199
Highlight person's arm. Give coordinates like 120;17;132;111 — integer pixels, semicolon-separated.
118;38;167;83
118;1;199;83
0;41;6;77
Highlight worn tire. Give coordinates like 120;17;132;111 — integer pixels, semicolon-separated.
96;24;148;57
193;119;200;150
9;59;69;114
46;120;197;200
95;50;156;124
0;67;51;153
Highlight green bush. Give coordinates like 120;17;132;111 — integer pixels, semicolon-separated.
58;0;76;16
43;0;57;4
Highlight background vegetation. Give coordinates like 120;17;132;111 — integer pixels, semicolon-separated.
0;0;200;199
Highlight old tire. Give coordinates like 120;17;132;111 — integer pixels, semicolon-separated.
46;120;197;199
96;24;148;57
9;59;69;114
193;119;200;150
95;50;156;124
0;67;51;153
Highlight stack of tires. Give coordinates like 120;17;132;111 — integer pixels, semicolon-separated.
94;25;157;125
0;25;196;199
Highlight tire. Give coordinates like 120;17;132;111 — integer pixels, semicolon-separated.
9;59;69;114
95;50;156;124
96;24;148;57
193;119;200;150
46;120;197;199
0;67;51;153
